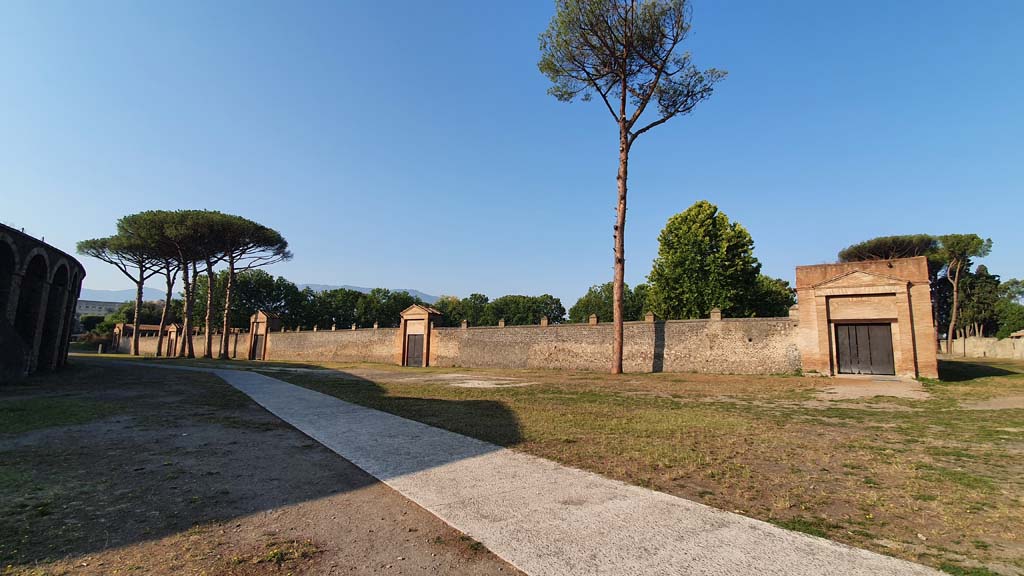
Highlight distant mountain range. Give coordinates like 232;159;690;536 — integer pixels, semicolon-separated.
298;284;439;304
80;284;439;304
79;287;166;303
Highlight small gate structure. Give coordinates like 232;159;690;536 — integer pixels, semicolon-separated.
248;311;281;361
398;304;441;367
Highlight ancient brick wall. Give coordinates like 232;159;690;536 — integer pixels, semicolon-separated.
431;318;800;374
264;328;398;364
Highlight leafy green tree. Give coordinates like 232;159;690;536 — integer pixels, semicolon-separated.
994;278;1024;339
485;294;565;325
959;265;1001;337
354;289;422;328
306;287;363;330
215;215;290;358
432;295;465;327
646;201;760;319
995;301;1024;339
748;275;796;318
539;0;726;374
569;282;648;323
79;315;105;333
838;234;940;263
76;234;160;356
938;234;993;352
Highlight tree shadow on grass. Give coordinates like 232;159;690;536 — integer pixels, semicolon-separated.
0;361;521;568
938;359;1021;382
291;371;523;448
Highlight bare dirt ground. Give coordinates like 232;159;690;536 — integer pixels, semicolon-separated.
0;363;521;576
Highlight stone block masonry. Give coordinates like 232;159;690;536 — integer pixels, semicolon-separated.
265;327;398;364
120;317;799;374
431;317;800;374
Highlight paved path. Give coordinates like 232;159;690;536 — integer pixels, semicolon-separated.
97;361;940;575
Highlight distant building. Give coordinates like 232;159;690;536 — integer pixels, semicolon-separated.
75;299;123;330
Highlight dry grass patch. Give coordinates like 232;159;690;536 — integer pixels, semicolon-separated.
270;358;1024;576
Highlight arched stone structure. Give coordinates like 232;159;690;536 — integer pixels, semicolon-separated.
0;224;86;381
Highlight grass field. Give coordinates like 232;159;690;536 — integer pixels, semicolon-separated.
71;354;1024;575
264;357;1023;576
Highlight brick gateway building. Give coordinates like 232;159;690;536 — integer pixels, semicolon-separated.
0;224;86;380
795;256;938;379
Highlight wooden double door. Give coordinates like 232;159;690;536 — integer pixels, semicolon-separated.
835;323;895;376
405;334;424;367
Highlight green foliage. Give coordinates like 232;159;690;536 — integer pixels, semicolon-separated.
354;288;422;328
838;234;940;263
433;293;492;327
569;282;648;323
538;0;726;135
485;294;566;326
646;201;761;319
78;315;105;333
995;301;1024;339
959;265;1001;337
749;275;796;318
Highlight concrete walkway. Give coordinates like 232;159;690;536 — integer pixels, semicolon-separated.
100;361;940;575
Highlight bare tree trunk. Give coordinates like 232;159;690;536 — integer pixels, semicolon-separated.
178;261;195;358
946;261;961;354
611;127;629;375
132;272;144;356
202;260;216;359
219;256;236;359
152;261;175;356
187;262;198;358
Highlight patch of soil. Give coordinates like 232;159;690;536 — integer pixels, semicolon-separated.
962;396;1024;410
0;364;520;575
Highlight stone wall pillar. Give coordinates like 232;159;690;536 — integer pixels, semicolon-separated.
710;308;722;321
588;314;598;325
26;280;52;374
4;272;22;324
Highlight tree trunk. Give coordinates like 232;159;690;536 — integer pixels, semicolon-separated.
179;261;194;358
203;260;216;359
187;262;198;358
132;272;144;356
155;263;174;357
946;261;961;354
219;256;236;359
611;127;629;374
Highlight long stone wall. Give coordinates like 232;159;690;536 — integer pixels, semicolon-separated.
265;328;398;364
432;318;800;374
117;331;251;360
948;337;1024;361
115;318;801;375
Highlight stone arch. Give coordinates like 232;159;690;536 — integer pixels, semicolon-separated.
37;263;70;371
0;237;16;322
14;254;49;350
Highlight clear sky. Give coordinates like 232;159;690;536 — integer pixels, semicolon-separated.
2;1;1021;305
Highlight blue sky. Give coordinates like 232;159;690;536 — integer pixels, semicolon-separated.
2;1;1021;305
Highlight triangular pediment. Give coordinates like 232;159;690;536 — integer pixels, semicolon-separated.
400;304;442;318
810;269;908;289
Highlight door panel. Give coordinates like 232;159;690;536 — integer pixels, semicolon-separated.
406;334;424;367
835;323;894;376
